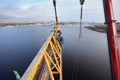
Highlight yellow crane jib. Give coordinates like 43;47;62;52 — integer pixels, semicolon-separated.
21;23;63;80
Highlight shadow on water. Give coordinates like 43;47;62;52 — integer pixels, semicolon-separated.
62;26;112;80
0;25;114;80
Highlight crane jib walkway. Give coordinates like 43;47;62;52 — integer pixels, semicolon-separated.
21;24;62;80
21;0;63;80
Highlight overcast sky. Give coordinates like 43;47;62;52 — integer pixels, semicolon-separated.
0;0;120;22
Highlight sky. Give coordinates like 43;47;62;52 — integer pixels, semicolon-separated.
0;0;120;22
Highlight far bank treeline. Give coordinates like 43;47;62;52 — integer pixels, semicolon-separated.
85;22;120;36
0;22;81;27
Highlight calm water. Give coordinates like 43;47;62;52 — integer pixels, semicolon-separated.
0;25;119;80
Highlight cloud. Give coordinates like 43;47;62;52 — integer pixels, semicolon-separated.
0;0;57;22
0;1;54;22
53;0;104;22
0;0;119;22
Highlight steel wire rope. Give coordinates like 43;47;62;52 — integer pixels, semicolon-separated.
72;0;85;80
53;0;59;25
79;0;85;39
72;52;79;80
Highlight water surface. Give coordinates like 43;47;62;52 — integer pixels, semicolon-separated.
0;25;115;80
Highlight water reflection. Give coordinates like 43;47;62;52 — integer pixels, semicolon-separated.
62;26;112;80
0;25;112;80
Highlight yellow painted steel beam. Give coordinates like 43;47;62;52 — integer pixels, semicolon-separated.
50;41;61;58
21;24;62;80
43;53;55;80
45;51;60;73
50;41;60;67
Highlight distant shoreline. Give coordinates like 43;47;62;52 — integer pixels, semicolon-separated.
0;22;102;27
85;22;120;37
85;24;107;33
0;22;120;29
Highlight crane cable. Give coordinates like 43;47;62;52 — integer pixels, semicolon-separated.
53;0;59;25
72;0;85;80
79;0;85;39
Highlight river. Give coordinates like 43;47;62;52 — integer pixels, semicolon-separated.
0;25;118;80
